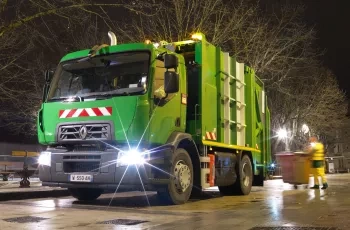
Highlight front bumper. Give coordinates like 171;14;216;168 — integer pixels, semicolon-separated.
39;149;172;191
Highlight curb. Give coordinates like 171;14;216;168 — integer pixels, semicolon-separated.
0;189;71;201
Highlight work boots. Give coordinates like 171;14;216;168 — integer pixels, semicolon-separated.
321;183;328;190
310;183;328;189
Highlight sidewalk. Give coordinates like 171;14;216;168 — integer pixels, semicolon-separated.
0;177;70;201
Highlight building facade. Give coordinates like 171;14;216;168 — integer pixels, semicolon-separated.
326;123;350;173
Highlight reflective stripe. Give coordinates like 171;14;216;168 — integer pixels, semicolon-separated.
60;109;71;118
99;107;111;116
59;107;112;118
85;108;96;116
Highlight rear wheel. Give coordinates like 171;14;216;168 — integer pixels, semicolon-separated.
68;188;103;201
219;154;253;195
157;148;193;205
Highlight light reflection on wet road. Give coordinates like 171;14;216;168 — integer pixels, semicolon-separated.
0;174;350;230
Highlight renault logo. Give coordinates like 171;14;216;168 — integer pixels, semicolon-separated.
79;126;88;139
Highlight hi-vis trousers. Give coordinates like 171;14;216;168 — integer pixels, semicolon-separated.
312;167;327;185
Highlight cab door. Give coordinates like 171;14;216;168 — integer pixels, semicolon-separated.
148;59;183;145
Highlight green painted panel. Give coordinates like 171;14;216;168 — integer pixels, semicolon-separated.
40;96;140;145
244;67;255;148
198;40;218;140
148;52;186;145
230;57;237;145
216;48;224;143
204;84;218;138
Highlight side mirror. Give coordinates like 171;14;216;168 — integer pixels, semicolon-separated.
164;71;179;94
44;69;55;82
164;54;178;69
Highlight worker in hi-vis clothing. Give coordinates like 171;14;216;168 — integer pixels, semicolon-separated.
307;136;328;189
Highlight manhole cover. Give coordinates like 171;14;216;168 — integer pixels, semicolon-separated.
97;219;149;226
250;227;340;230
3;216;49;223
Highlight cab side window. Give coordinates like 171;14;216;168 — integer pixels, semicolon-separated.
153;59;176;100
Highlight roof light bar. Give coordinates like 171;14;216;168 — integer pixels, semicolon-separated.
191;33;204;41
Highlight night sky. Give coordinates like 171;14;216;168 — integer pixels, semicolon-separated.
302;1;349;98
259;0;348;97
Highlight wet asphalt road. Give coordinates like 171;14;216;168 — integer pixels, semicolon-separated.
0;174;349;230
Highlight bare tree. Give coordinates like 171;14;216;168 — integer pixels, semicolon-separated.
0;0;156;96
303;69;347;135
119;0;258;44
0;0;149;135
120;1;320;87
0;0;156;38
269;66;347;153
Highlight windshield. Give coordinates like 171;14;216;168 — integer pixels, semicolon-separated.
47;51;150;101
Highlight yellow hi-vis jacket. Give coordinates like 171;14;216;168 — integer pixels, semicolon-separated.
308;142;325;161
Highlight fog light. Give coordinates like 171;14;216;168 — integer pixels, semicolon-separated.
38;151;51;167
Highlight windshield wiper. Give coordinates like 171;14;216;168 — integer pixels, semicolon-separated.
47;88;145;102
47;96;83;102
84;88;145;98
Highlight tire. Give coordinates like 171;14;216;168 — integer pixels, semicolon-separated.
218;154;253;195
68;188;103;201
157;148;193;205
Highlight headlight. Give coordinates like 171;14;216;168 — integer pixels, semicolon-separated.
116;149;150;167
38;151;51;167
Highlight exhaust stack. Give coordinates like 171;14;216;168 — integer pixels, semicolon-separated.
108;31;117;45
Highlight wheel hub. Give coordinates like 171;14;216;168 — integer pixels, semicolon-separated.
174;160;191;193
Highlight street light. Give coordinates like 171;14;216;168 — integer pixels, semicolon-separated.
301;124;310;135
277;128;288;139
277;128;290;151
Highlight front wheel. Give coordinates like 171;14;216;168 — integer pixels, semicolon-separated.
157;148;193;205
68;188;103;201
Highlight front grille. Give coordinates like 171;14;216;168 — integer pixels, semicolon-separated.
58;123;111;142
63;162;100;173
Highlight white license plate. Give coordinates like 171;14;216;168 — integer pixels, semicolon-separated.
69;174;93;182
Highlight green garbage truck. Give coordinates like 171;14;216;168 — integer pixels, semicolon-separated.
37;32;271;204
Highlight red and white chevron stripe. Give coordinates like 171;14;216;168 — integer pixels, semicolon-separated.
59;107;112;118
205;132;217;141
